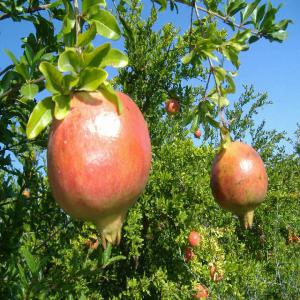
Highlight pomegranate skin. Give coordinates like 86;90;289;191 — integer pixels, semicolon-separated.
47;92;151;245
210;141;268;228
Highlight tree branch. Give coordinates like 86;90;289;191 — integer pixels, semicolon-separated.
0;76;45;100
0;3;52;21
0;64;14;77
175;0;259;36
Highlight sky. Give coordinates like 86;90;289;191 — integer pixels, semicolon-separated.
0;0;299;151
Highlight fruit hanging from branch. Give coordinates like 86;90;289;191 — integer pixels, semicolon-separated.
47;92;152;247
194;129;201;139
165;99;180;116
188;231;201;247
210;141;268;229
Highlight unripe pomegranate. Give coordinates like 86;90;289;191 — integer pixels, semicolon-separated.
165;99;180;115
188;231;201;247
184;247;195;262
210;141;268;229
194;129;201;139
193;284;209;299
47;92;152;247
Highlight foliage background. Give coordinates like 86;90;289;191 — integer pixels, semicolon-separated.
0;0;299;299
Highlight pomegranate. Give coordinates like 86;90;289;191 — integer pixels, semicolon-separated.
210;141;268;229
188;231;201;247
184;247;195;262
165;99;180;115
193;284;209;299
47;92;152;247
194;129;201;139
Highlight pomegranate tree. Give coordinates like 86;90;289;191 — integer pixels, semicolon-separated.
210;141;268;229
47;92;152;247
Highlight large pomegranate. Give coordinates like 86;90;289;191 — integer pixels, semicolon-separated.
47;92;152;246
210;141;268;229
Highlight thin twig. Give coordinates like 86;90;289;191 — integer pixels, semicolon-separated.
0;76;45;100
0;65;14;77
175;0;259;36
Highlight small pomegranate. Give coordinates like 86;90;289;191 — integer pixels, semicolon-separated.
188;231;201;247
165;99;180;115
193;284;209;299
194;129;201;139
22;189;30;198
210;141;268;229
184;247;195;262
47;92;152;247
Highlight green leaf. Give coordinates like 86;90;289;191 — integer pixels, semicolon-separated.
15;63;30;80
155;0;167;11
241;0;261;25
5;49;19;65
88;9;121;40
62;0;75;34
26;97;54;139
214;67;226;82
17;263;28;287
39;62;64;94
223;75;236;94
76;23;97;47
181;50;195;65
84;43;111;67
210;93;229;108
253;3;266;27
269;30;288;42
222;47;239;68
20;247;41;275
227;0;247;16
100;48;128;68
191;112;200;132
205;113;220;128
58;50;81;73
202;50;219;63
100;83;122;114
119;14;134;41
102;255;126;268
79;68;108;91
101;242;112;265
53;95;71;120
48;0;63;8
20;83;39;100
82;0;106;14
62;74;80;90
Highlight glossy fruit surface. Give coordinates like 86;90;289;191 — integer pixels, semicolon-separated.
188;231;201;247
210;141;268;228
165;99;180;115
47;92;152;246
